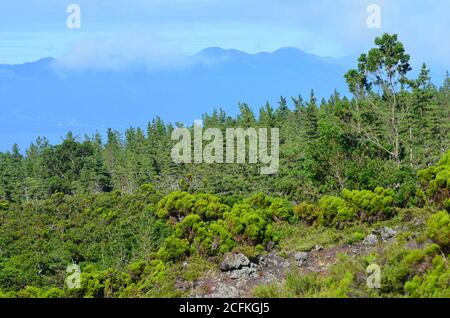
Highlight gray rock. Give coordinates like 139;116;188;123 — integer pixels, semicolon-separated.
220;253;250;272
377;227;397;242
235;280;247;289
255;255;268;267
229;267;258;280
311;244;324;252
281;260;290;268
263;273;276;283
208;284;239;298
294;252;308;266
363;234;379;246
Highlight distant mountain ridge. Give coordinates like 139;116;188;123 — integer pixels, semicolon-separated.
0;47;445;151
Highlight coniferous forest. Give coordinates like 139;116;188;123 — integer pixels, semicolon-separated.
0;34;449;298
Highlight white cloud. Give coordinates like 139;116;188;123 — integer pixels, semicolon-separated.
1;0;449;69
54;32;189;71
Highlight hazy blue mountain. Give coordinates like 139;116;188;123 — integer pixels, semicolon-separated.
0;47;445;151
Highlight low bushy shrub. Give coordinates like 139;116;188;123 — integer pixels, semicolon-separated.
380;244;441;294
318;195;356;227
404;255;450;298
156;191;229;220
426;210;450;250
418;150;450;207
157;236;191;262
224;203;278;245
154;192;287;258
292;202;319;225
294;187;396;227
243;193;293;221
342;187;395;222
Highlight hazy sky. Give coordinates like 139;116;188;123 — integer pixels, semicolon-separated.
0;0;449;69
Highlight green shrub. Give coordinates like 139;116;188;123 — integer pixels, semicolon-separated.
349;231;366;244
124;259;180;297
173;213;235;256
127;261;147;282
225;203;277;245
293;202;319;225
418;150;450;207
156;191;229;220
155;192;286;258
381;244;441;294
103;269;131;298
268;198;293;221
426;211;450;249
143;192;290;261
342;187;395;221
41;288;65;298
175;213;203;239
191;219;236;255
243;193;273;209
244;193;293;221
156;191;191;218
157;236;191;262
318;195;356;227
297;188;396;227
404;255;450;298
140;260;167;287
78;270;105;298
14;286;43;298
444;198;450;212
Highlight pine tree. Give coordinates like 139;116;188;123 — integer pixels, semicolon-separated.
236;103;256;127
407;63;437;167
275;96;290;126
435;71;450;155
303;90;319;141
258;102;275;127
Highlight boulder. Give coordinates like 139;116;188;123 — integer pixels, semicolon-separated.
220;253;250;272
363;234;379;246
377;227;397;242
209;284;239;298
229;267;258;280
255;255;268;267
294;252;308;266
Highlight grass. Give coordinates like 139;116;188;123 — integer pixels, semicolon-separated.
178;255;216;282
276;222;372;253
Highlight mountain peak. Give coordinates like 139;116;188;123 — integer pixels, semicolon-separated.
273;47;307;54
0;47;354;150
32;57;55;65
196;47;248;58
271;47;322;61
0;57;54;67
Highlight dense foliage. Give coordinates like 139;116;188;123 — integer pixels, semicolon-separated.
0;34;449;298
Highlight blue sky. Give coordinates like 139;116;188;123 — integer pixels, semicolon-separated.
1;0;449;69
1;0;449;151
